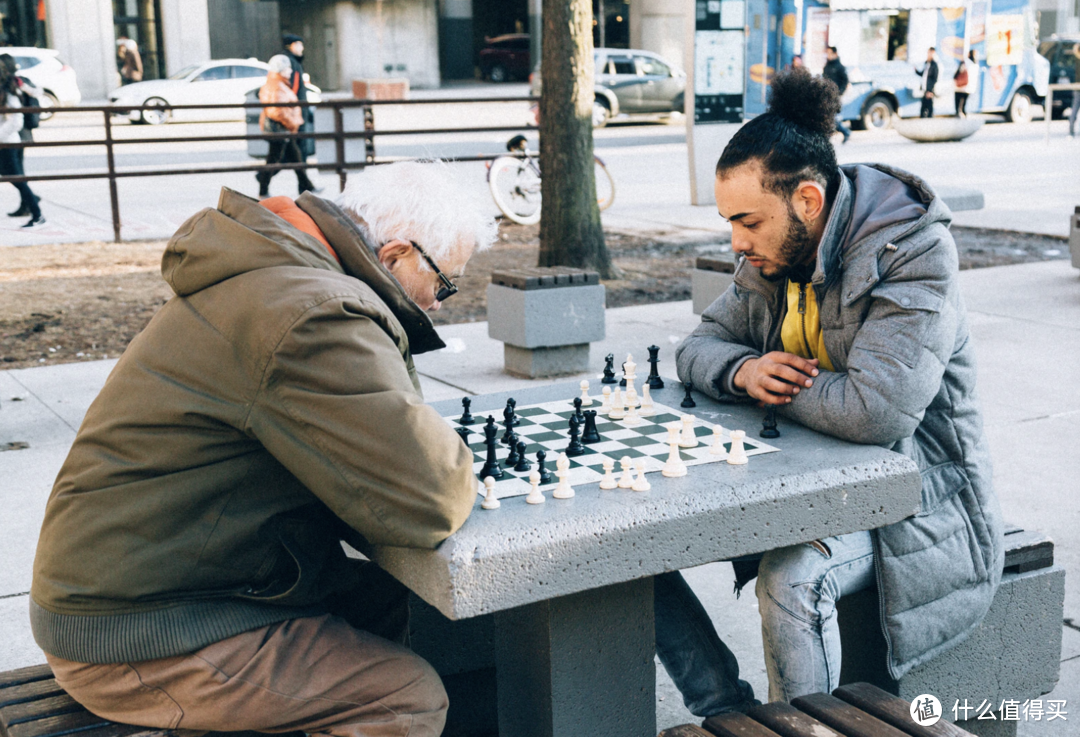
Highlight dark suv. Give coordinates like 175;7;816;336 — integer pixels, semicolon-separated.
1038;35;1080;118
480;34;531;83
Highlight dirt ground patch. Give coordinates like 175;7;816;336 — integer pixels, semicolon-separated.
0;224;1068;371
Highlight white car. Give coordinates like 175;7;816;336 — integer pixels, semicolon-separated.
108;58;322;125
3;47;82;118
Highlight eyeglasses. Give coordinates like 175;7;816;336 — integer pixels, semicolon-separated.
410;241;458;302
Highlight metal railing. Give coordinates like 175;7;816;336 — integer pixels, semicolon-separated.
0;96;539;241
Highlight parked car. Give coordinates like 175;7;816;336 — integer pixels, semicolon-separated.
1039;34;1080;119
108;58;321;125
3;47;82;119
530;48;685;127
479;34;532;82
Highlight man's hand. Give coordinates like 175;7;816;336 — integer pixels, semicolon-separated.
733;352;819;405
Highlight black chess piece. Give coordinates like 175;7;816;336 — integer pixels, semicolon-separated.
647;345;665;389
505;438;521;467
458;397;475;425
619;361;627;388
536;449;553;484
572;397;585;425
479;416;503;481
455;426;472;446
501;401;519;447
508;398;520;425
681;381;697;408
602;353;618;384
513;441;532;472
565;415;586;457
581;410;601;444
761;405;780;439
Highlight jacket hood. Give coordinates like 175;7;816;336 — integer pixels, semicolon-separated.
162;188;446;354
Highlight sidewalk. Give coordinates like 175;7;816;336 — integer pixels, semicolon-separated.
1;260;1077;735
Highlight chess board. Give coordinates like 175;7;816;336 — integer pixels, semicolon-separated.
443;397;781;499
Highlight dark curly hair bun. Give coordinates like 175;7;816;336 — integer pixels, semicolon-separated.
767;67;841;137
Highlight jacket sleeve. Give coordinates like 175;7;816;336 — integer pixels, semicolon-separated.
0;98;23;141
780;228;958;446
247;295;477;549
675;283;762;402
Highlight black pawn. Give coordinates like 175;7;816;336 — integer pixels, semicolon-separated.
479;416;503;481
647;345;665;389
681;381;696;408
455;426;472;446
581;410;601;444
458;397;475;425
761;406;780;439
565;415;586;457
572;397;585;425
602;353;618;384
514;441;532;472
505;439;521;467
536;450;553;484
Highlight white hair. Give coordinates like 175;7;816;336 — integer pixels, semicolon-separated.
267;54;293;76
335;160;497;266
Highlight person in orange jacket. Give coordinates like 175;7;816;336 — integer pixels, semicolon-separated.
257;54;316;197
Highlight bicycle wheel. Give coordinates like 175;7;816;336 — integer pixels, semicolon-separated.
594;157;615;211
489;155;542;225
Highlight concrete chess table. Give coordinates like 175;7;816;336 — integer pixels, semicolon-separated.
369;381;922;737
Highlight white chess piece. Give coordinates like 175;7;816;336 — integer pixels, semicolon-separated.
618;456;634;488
727;430;749;465
526;469;546;503
481;476;501;509
610;387;626;419
709;425;727;457
600;385;612;413
640;384;655;416
631;459;651;491
624;398;642;426
553;453;574;499
599;457;618;489
580;379;592;406
679;414;699;448
662;425;688;478
625;385;640;410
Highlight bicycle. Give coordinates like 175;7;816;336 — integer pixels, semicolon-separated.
487;134;615;225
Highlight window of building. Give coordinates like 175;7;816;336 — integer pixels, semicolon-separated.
0;0;48;47
113;0;167;81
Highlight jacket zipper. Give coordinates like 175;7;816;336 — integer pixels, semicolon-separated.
799;283;811;357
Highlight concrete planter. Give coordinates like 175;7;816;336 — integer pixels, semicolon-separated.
894;116;985;142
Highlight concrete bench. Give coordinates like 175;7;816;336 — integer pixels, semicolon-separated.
486;267;605;378
691;255;736;315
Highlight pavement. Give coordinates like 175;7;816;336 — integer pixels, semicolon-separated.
1;258;1078;735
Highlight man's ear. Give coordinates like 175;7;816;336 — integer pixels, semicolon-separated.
377;239;413;272
793;181;827;224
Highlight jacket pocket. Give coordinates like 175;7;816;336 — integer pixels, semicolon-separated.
865;283;945;368
916;461;968;518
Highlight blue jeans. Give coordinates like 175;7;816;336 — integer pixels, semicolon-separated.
654;531;875;715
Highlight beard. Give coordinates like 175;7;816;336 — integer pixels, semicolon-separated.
758;204;817;282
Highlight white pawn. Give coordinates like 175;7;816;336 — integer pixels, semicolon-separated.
727;430;749;465
600;385;612;413
662;425;688;478
631;459;651;491
481;476;501;509
709;425;727;457
679;414;699;448
624;397;642;426
618;456;634;488
610;387;626;419
580;379;592;406
640;384;655;416
599;457;618;489
553;453;575;499
526;469;546;503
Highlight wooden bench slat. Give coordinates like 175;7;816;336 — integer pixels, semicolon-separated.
745;702;844;737
2;695;85;728
4;710;109;737
0;669;52;692
0;681;66;709
658;725;716;737
791;692;913;737
833;682;973;736
702;711;784;736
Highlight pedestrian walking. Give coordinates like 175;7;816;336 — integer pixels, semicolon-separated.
822;46;851;143
916;47;939;118
256;54;316;197
0;55;43;227
0;53;41;217
116;38;143;86
1068;43;1080;137
282;33;318;169
953;50;976;117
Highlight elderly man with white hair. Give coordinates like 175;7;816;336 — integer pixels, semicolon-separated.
30;162;497;737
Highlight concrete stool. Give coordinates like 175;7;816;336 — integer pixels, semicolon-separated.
487;268;605;378
894;116;985;142
692;256;737;315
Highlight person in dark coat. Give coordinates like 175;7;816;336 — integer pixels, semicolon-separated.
281;32;319;188
916;47;939;118
822;47;851;143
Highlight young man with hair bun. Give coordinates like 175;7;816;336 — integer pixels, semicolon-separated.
656;67;1002;716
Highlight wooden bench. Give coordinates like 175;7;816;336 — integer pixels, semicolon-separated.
661;681;975;736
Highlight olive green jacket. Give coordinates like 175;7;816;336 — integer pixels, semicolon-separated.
30;189;477;663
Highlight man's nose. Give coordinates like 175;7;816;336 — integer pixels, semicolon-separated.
429;299;442;312
731;237;751;254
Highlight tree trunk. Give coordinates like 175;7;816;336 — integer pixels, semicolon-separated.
538;0;612;277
